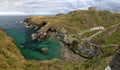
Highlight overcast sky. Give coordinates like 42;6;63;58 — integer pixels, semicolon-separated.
0;0;120;15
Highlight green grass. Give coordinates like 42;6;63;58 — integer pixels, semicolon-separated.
93;23;120;45
1;10;120;70
26;10;120;34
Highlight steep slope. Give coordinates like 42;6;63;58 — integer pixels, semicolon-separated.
93;23;120;45
25;10;120;34
109;45;120;70
0;10;120;70
0;28;113;70
0;29;66;70
0;29;25;69
24;10;120;59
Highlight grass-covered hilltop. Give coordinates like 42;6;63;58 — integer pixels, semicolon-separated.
0;10;120;70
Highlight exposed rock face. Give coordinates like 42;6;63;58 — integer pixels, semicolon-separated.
78;46;98;58
23;10;120;62
109;46;120;70
23;16;103;61
24;18;71;45
63;46;85;62
105;66;111;70
23;18;81;61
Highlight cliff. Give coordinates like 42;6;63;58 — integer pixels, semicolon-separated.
0;29;25;69
109;45;120;70
24;10;120;59
0;10;120;70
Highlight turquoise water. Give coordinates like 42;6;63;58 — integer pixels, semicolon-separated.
0;16;62;60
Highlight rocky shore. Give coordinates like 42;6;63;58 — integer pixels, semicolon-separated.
22;10;120;63
23;19;84;62
1;10;120;70
23;16;104;62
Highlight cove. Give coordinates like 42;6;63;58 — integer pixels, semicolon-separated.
0;15;62;60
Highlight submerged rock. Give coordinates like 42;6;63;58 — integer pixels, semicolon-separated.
21;44;25;48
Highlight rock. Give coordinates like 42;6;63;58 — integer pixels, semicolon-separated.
109;46;120;70
80;48;89;54
31;33;37;40
40;48;48;54
88;50;98;58
63;35;73;45
105;66;111;70
21;44;25;48
59;28;67;34
38;32;47;41
78;45;98;58
63;46;84;62
34;26;39;29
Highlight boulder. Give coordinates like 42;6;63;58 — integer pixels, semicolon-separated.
40;48;48;54
31;33;37;40
109;46;120;70
63;35;73;45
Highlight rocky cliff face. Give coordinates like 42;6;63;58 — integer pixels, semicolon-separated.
1;10;120;70
23;10;120;61
109;45;120;70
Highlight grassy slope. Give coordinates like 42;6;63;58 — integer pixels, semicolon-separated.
27;10;120;34
0;10;120;70
0;29;25;69
0;29;64;70
94;23;120;45
24;10;120;70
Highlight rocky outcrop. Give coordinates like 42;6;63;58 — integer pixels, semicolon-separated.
40;48;48;54
77;45;98;58
24;18;71;44
23;17;104;60
63;46;85;62
23;10;120;62
109;45;120;70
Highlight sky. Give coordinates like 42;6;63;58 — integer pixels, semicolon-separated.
0;0;120;15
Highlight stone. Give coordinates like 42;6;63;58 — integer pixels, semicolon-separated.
105;66;111;70
31;33;37;40
63;35;73;45
109;46;120;70
88;50;98;58
40;48;48;54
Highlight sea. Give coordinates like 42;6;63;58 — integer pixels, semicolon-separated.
0;15;62;60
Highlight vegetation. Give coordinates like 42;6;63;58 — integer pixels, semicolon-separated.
0;10;120;70
25;10;120;51
94;23;120;45
26;10;120;34
70;40;79;53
